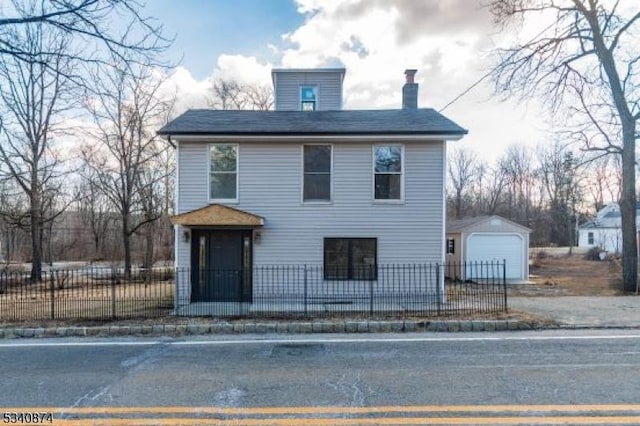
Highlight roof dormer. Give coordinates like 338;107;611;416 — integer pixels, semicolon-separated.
271;68;346;111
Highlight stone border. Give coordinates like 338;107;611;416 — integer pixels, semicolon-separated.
0;320;537;339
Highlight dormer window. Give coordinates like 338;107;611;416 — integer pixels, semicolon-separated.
301;86;317;111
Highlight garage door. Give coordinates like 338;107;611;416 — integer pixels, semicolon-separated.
466;234;523;280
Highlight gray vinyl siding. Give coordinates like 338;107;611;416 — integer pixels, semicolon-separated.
174;142;205;306
174;225;190;306
175;140;445;302
273;71;343;111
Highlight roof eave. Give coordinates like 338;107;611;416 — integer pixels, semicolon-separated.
157;132;466;142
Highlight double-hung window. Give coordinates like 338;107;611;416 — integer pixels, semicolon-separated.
324;238;377;280
209;144;238;201
303;145;331;202
301;86;317;111
588;232;594;245
374;145;403;201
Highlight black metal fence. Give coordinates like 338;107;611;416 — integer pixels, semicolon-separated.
0;262;507;322
174;262;507;318
0;267;174;322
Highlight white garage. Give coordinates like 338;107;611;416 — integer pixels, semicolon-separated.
446;216;531;282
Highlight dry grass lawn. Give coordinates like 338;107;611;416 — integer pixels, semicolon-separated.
0;280;173;321
510;252;624;296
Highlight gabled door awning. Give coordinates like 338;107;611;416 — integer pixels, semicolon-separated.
170;204;264;227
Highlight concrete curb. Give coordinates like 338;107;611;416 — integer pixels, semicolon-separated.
0;319;540;339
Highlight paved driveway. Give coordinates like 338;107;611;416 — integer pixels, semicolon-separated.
509;296;640;327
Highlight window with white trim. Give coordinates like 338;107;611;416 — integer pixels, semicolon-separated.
303;145;331;202
301;86;317;111
374;145;403;200
588;232;594;245
209;144;237;200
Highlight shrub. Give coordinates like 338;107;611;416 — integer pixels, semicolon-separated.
584;246;605;261
529;249;548;268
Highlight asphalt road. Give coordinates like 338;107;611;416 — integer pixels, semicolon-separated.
2;331;640;424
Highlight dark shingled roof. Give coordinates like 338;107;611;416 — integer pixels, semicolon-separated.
157;108;467;136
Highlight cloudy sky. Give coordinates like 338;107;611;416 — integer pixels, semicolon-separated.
146;0;550;161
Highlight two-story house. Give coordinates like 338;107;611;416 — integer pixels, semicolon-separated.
159;68;467;315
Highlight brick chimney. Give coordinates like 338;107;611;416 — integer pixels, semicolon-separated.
402;69;418;109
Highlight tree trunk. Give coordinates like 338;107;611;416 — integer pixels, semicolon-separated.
144;225;154;270
620;131;637;292
455;193;461;219
94;234;100;259
30;191;42;282
583;7;638;292
122;214;131;280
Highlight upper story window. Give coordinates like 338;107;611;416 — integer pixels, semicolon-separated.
303;145;331;202
300;86;317;111
209;144;238;201
374;145;403;201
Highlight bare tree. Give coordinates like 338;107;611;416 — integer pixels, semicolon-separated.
208;78;273;111
0;178;29;264
498;145;537;224
0;0;171;69
447;148;481;219
0;17;75;280
537;141;583;248
76;168;113;260
488;0;640;291
581;154;620;214
83;57;174;278
473;162;507;215
135;155;171;270
245;84;274;111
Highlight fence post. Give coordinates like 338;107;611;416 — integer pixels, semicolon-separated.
369;272;374;316
49;271;55;320
502;259;507;312
303;265;308;316
111;272;116;320
436;263;441;316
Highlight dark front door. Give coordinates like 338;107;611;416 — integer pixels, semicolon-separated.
191;230;252;302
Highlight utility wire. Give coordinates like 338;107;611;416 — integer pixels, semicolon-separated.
438;70;493;113
438;19;559;113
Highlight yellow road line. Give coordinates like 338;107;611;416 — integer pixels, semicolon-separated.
48;416;640;425
7;404;640;415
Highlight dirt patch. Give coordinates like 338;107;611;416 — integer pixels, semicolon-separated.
509;253;623;297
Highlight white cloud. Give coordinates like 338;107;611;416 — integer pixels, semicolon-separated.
276;0;549;161
161;57;275;115
166;0;550;162
162;66;210;112
211;54;272;86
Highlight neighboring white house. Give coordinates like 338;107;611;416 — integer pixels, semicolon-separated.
578;203;640;254
445;216;531;282
158;68;467;313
